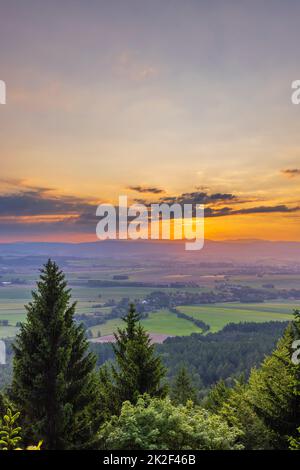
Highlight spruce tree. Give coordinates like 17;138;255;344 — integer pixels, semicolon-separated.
12;260;98;449
218;379;275;450
205;379;231;412
170;366;198;405
247;309;300;448
105;304;167;412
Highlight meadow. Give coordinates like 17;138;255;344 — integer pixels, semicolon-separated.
89;309;203;337
0;281;205;339
0;277;298;339
88;302;295;338
178;303;295;333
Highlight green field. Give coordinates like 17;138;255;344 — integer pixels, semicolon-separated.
142;310;202;335
230;274;300;290
89;318;124;337
178;303;294;333
215;301;298;314
0;281;297;340
0;284;184;314
0;284;157;322
90;309;203;337
88;302;295;338
0;283;203;340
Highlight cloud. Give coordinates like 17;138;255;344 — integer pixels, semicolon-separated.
281;168;300;178
0;182;299;240
136;191;237;206
169;191;237;205
0;189;90;216
129;185;165;194
0;182;99;233
0;185;99;239
133;188;300;219
205;204;300;217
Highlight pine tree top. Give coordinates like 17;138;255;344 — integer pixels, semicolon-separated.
12;259;98;449
115;303;141;342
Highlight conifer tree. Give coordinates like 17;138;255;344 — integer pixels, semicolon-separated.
12;260;98;449
170;366;198;405
218;379;275;450
247;309;300;448
205;379;232;412
104;304;167;412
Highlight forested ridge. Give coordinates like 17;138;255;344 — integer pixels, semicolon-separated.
0;260;300;450
91;321;288;396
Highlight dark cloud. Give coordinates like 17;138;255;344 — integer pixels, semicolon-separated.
0;184;299;239
129;200;300;220
0;185;100;237
173;191;236;205
136;191;237;206
234;205;300;215
129;186;165;194
281;168;300;178
205;204;300;217
133;191;300;221
0;188;94;216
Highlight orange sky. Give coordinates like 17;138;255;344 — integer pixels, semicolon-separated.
1;1;300;242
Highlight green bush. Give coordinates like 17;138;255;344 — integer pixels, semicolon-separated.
98;395;243;450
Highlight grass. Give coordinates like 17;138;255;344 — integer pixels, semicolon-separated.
89;318;123;337
0;282;297;339
90;301;295;338
178;303;295;333
215;302;297;314
89;309;203;337
141;309;202;335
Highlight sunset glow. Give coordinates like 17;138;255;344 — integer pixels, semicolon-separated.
1;1;300;242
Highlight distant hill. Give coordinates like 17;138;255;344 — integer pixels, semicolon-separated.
0;239;300;264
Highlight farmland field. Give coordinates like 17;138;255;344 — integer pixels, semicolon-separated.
0;297;297;339
89;309;203;338
88;302;296;338
0;273;298;339
0;284;172;322
0;284;186;311
178;303;295;333
0;282;204;339
142;309;202;335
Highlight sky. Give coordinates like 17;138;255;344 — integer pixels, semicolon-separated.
1;0;300;242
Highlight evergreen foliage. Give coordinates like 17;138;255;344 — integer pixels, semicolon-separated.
170;366;198;405
99;304;167;414
246;310;300;448
12;260;98;449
